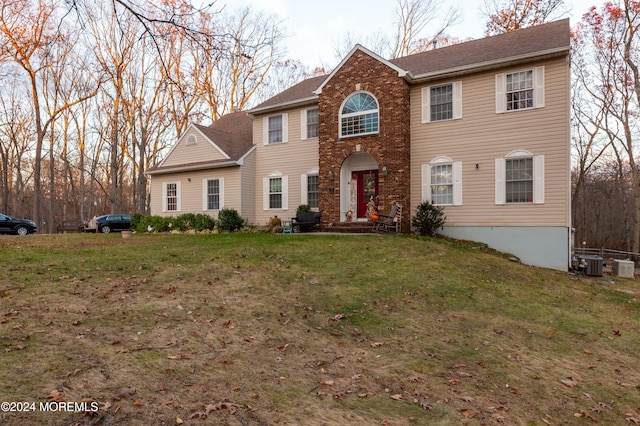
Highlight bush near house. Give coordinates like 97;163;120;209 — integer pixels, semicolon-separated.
412;201;446;236
217;207;245;232
132;213;217;233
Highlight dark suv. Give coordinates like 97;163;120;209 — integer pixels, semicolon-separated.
86;214;132;233
0;213;37;235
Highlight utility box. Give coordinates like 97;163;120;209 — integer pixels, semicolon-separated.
613;259;635;278
576;255;603;277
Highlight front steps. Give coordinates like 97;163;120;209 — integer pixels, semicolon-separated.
321;221;374;233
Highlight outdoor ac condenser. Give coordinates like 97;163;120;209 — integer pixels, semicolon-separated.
613;259;635;278
576;255;603;277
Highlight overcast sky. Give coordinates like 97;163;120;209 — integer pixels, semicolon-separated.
225;0;598;68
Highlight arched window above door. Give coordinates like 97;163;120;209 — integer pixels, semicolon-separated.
339;92;379;138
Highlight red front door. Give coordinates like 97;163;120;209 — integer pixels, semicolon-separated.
353;170;378;218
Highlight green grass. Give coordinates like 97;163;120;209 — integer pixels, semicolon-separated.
0;232;639;425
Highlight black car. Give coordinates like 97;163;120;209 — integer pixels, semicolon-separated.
0;213;37;235
86;214;131;233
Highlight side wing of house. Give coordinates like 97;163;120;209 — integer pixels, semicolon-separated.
410;56;571;270
252;105;320;225
147;114;255;221
149;165;246;219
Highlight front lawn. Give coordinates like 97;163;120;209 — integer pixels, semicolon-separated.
0;233;638;425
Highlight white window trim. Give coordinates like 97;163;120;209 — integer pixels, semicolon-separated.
301;108;318;140
162;182;181;213
202;177;224;211
339;91;379;138
263;173;288;210
421;81;462;124
300;169;319;207
495;151;544;205
421;157;462;206
495;66;545;114
263;113;288;145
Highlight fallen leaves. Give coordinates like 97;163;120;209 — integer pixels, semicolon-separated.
188;401;241;419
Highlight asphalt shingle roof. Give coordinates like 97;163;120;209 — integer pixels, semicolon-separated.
250;19;570;114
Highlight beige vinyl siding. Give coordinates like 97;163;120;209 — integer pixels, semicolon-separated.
148;167;243;218
161;129;228;167
410;57;570;227
240;150;256;224
253;106;319;225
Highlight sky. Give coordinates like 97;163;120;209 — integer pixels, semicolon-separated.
224;0;598;68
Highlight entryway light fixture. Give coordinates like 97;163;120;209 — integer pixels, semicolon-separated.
382;165;388;176
328;169;335;181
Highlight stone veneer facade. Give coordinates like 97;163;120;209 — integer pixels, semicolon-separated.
318;50;411;231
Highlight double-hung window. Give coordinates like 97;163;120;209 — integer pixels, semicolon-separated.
495;151;544;204
496;67;545;113
269;115;283;144
302;108;319;139
163;182;180;212
421;158;462;206
203;178;224;211
263;114;288;144
431;164;454;205
506;71;533;111
421;82;462;123
506;158;533;203
263;174;288;210
300;170;319;209
269;177;282;209
307;175;319;208
340;92;379;137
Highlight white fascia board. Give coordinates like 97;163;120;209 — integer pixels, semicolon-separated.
247;97;318;117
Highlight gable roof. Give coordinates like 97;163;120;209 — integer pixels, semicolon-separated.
248;19;570;114
314;44;408;95
146;111;254;175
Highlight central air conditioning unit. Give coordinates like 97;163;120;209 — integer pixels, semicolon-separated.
613;259;635;278
576;255;603;277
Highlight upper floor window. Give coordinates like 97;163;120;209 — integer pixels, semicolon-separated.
496;67;545;113
421;82;462;123
263;113;288;144
340;92;379;137
304;108;319;139
269;115;283;143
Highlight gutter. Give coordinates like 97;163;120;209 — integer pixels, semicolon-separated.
145;160;240;177
247;96;319;116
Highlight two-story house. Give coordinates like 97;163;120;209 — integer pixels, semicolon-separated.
147;19;571;270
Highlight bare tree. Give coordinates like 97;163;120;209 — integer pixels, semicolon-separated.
0;83;35;215
197;7;286;120
0;0;99;230
392;0;461;57
482;0;567;35
573;1;640;251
